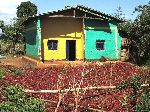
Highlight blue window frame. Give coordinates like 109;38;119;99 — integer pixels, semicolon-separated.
47;40;58;50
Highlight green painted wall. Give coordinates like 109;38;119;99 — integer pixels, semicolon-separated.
84;19;122;60
25;19;39;59
37;18;41;60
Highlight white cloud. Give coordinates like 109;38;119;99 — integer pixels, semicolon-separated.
0;0;30;24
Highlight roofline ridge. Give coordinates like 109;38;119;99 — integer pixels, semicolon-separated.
24;5;124;24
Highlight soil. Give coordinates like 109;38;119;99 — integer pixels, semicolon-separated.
0;56;122;68
0;56;35;68
0;56;84;68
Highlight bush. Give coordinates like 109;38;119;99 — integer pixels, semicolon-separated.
0;85;45;112
117;73;150;111
135;88;150;112
0;101;16;112
13;69;25;75
22;98;44;112
143;58;150;68
15;50;24;56
7;67;25;75
0;69;5;80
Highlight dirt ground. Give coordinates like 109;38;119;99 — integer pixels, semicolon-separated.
0;56;85;68
0;56;35;68
0;56;122;68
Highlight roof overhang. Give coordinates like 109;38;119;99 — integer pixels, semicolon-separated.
23;5;125;25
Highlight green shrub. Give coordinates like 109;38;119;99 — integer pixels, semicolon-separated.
117;74;150;111
0;85;45;112
4;85;25;104
0;69;5;80
15;50;24;56
144;58;150;68
7;67;25;75
22;98;44;112
13;69;25;75
0;101;16;112
135;88;150;112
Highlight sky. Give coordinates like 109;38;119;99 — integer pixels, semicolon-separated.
0;0;149;24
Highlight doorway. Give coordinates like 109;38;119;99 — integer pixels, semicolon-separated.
66;40;76;61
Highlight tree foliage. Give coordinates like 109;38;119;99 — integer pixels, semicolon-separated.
0;21;4;28
16;1;37;22
0;1;37;55
114;6;125;20
0;19;24;54
119;2;150;64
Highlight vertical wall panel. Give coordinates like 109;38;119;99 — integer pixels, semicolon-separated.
25;19;39;59
84;19;122;60
41;17;84;60
37;18;42;60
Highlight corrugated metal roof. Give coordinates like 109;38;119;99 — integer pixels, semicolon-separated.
25;5;124;22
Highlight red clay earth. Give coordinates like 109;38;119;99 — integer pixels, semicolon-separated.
0;62;149;111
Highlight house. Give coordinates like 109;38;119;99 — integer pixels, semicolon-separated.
24;5;127;62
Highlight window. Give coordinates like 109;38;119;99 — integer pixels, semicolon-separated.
47;40;58;50
96;40;105;50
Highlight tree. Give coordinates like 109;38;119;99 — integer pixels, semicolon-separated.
114;6;125;20
134;2;150;61
0;21;4;28
16;1;37;47
16;1;37;22
0;1;37;55
119;2;150;65
0;18;25;54
0;20;5;39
